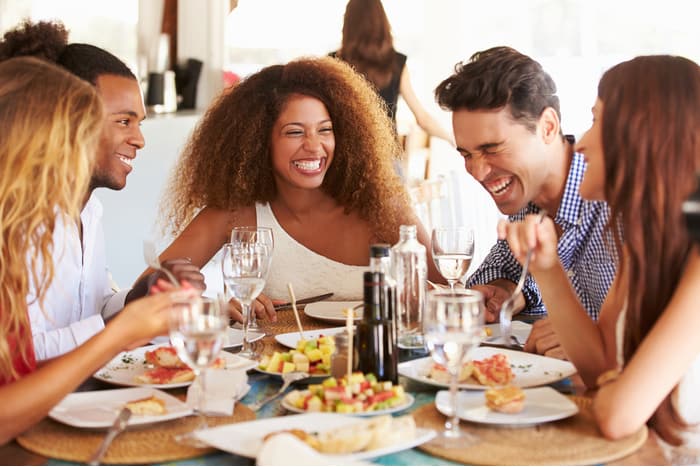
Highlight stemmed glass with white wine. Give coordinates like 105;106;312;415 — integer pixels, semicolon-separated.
424;288;484;447
221;239;271;360
169;295;227;446
230;227;274;333
431;226;475;291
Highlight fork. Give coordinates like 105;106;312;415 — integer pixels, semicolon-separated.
249;371;309;411
143;240;180;287
499;210;547;347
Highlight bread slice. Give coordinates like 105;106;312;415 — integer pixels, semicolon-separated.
125;395;167;415
144;346;188;369
485;385;525;413
472;354;514;386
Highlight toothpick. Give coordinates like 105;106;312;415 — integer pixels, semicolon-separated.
345;307;354;397
287;283;305;341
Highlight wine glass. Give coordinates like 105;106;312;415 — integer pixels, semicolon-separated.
230;227;274;332
169;295;227;445
221;241;271;359
424;288;484;446
431;226;475;291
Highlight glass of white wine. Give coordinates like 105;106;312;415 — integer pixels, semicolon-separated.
230;227;274;333
431;226;475;291
424;288;484;446
169;295;227;445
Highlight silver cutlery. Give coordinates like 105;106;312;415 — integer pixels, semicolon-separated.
143;240;180;287
273;292;333;310
499;210;547;347
248;371;309;411
88;407;132;466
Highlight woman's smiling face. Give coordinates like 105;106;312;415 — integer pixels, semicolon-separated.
270;94;335;190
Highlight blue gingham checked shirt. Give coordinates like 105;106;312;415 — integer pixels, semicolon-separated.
467;152;617;320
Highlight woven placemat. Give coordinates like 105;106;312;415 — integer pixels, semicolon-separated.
17;405;255;465
414;396;647;466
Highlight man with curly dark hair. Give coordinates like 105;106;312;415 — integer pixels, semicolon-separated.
155;56;442;322
0;20;203;361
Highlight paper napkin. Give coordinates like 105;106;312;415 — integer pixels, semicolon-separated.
186;368;249;416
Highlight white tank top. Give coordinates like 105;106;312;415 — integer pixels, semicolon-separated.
616;307;700;463
256;202;366;301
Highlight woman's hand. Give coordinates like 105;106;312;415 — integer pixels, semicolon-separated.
497;214;559;273
108;287;197;350
226;293;279;323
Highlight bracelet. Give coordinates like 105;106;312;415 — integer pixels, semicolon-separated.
596;368;621;387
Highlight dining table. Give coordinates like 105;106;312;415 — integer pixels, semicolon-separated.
1;307;670;466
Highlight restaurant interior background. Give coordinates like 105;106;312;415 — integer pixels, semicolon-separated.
1;0;698;291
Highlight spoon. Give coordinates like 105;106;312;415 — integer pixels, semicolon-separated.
143;240;180;287
249;371;309;411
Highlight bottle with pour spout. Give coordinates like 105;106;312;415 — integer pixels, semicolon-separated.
356;271;398;384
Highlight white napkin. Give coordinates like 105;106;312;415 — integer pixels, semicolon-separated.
256;433;371;466
186;368;249;416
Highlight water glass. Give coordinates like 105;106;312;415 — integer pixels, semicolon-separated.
424;288;484;446
221;241;271;359
230;227;274;332
169;295;227;444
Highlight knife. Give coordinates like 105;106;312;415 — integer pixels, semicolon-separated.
88;407;132;466
273;292;333;310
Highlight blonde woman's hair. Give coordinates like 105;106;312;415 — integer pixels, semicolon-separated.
0;57;104;381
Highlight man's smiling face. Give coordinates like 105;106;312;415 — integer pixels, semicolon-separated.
90;74;146;191
453;107;550;215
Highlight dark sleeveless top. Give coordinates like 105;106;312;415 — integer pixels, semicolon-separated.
330;51;407;125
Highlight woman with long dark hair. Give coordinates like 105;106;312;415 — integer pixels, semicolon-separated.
500;55;700;463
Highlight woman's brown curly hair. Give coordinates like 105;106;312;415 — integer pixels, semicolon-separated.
163;56;410;243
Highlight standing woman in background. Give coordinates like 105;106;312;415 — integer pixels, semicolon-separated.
332;0;454;146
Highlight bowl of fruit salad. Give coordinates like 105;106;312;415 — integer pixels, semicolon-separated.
257;336;335;381
282;372;413;416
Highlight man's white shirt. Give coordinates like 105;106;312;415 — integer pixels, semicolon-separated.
27;194;129;360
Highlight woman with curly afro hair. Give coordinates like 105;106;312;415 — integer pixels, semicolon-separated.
156;56;441;322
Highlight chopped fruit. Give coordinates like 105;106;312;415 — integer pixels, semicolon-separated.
283;373;408;414
259;336;336;375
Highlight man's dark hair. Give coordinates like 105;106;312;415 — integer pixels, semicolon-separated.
435;46;560;133
0;19;135;85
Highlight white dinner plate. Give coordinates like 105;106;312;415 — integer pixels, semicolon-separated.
482;321;532;346
303;301;363;324
275;327;349;349
281;393;415;417
193;412;435;459
435;386;579;426
94;345;257;389
151;327;264;348
49;387;192;429
398;347;576;390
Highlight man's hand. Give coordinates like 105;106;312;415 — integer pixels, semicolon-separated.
524;318;568;359
126;258;206;304
472;279;524;323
